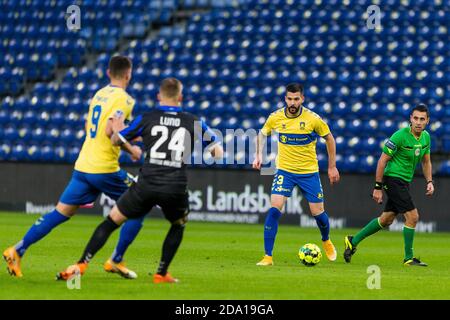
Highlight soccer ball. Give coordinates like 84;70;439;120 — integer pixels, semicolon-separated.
298;243;322;266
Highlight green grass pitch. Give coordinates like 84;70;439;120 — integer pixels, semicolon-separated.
1;211;450;300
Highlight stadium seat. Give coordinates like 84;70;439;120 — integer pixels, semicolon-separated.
442;137;450;153
0;0;448;174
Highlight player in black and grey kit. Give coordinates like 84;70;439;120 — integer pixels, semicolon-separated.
57;78;223;283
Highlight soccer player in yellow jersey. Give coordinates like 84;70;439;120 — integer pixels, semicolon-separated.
253;83;340;266
3;56;143;278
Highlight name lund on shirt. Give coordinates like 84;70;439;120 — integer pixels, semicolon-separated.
160;116;181;127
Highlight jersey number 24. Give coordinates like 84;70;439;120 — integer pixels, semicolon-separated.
151;125;186;162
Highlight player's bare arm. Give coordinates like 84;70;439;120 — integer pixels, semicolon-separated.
252;132;267;170
422;153;434;196
110;129;142;162
107;115;142;141
323;133;340;185
106;112;126;138
108;115;142;161
373;153;391;203
208;143;224;160
111;134;142;162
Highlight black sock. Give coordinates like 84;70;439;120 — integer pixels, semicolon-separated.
157;224;185;276
78;216;120;264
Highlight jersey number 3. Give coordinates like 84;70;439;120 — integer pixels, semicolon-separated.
90;105;102;138
150;125;186;161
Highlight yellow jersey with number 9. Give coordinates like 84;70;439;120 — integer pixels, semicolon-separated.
261;106;330;174
74;85;135;174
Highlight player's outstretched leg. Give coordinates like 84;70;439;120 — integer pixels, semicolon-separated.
57;214;121;280
14;208;70;258
104;216;145;279
257;207;281;266
313;211;336;261
343;235;357;263
344;217;384;263
3;206;72;277
2;246;23;278
153;221;185;284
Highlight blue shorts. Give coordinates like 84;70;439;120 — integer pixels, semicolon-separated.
59;169;135;205
271;169;324;203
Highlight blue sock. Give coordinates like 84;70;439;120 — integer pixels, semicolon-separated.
264;207;282;256
111;216;145;263
15;209;69;257
314;211;330;241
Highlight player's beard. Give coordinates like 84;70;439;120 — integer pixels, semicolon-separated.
287;104;300;115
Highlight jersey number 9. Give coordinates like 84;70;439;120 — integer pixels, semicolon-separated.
90;105;102;138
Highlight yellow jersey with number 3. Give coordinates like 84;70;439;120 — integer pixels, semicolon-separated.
261;106;330;174
74;85;135;174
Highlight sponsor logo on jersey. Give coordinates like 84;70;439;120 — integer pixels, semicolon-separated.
299;122;306;130
274;186;290;193
114;110;124;118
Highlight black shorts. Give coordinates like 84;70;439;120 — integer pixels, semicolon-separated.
116;181;189;223
383;176;416;214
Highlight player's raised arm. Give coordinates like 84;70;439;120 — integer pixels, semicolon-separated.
204;132;223;160
196;118;223;161
421;153;434;196
208;143;224;160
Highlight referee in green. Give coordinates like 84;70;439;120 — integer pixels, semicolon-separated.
344;104;434;266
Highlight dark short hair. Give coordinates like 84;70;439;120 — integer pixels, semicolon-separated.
411;103;429;118
285;83;304;95
108;55;132;78
160;77;182;98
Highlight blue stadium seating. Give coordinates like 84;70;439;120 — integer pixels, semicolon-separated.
0;0;449;174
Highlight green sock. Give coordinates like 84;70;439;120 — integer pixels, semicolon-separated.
352;218;384;246
403;226;415;261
